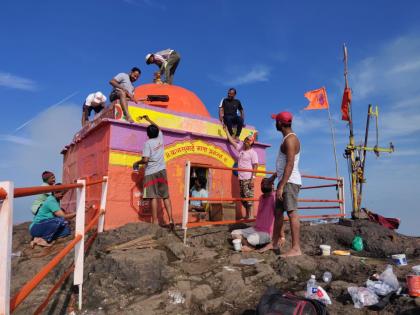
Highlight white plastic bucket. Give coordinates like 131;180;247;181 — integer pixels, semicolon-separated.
392;254;407;266
320;244;331;256
232;239;242;251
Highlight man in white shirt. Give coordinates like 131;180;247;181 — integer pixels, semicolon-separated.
145;49;181;85
133;115;175;229
81;91;107;126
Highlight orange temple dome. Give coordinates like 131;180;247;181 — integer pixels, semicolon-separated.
134;84;210;118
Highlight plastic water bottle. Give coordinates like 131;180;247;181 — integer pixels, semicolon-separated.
322;271;332;283
306;275;318;298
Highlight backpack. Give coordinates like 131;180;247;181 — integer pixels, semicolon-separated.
257;287;329;315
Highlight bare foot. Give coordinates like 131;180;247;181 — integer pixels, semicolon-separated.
241;245;254;252
257;243;273;253
279;237;286;247
280;248;302;258
33;237;52;247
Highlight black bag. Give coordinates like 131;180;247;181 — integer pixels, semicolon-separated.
257;287;329;315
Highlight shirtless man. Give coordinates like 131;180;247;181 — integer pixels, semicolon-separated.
260;111;302;257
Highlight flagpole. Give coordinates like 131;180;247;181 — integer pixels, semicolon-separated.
324;88;340;179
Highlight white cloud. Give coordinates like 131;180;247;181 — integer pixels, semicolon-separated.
0;72;37;91
210;65;271;86
351;35;420;102
0;135;36;146
1;104;80;223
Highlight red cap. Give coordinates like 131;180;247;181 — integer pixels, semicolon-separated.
271;111;293;124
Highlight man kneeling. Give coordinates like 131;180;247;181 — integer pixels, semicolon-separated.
231;178;275;252
30;184;76;247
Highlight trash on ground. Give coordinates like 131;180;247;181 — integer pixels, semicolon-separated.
347;287;379;308
366;264;400;296
304;274;332;304
333;250;351;256
232;239;242;251
223;266;236;272
168;290;185;304
240;258;264;265
412;265;420;275
391;254;407;266
352;235;364;252
322;271;332;283
309;218;339;225
11;251;21;257
406;274;420;297
319;244;331;256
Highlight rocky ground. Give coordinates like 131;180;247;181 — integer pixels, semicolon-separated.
10;219;420;314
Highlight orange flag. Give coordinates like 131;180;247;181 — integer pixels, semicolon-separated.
304;87;329;110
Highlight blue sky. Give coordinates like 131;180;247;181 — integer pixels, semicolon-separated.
1;1;419;235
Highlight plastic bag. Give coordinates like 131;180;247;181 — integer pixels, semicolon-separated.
366;265;400;296
366;279;394;296
378;265;400;291
352;236;364;251
347;287;379;308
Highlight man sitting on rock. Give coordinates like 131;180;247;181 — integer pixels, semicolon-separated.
231;178;275;252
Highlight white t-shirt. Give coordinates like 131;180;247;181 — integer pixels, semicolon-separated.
142;130;166;176
190;188;208;207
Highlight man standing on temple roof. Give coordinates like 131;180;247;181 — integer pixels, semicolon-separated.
145;49;181;85
219;88;245;139
109;67;141;123
81;91;107;127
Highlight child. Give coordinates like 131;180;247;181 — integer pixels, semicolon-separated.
231;178;275;252
189;176;208;212
31;171;56;216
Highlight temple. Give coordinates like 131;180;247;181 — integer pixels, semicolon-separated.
61;84;270;230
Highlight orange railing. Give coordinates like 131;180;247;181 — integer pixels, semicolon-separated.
182;161;345;243
0;177;108;315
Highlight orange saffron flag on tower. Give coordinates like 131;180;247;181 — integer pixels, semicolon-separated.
304;87;329;110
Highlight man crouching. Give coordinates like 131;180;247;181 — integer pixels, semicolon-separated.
231;178;275;252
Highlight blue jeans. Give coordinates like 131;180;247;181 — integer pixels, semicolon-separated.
223;115;244;137
30;217;71;243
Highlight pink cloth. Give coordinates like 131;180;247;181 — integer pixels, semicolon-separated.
235;143;258;180
254;193;275;235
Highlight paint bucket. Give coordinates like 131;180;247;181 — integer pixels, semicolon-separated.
232;239;242;251
406;275;420;297
391;254;407;266
320;245;331;256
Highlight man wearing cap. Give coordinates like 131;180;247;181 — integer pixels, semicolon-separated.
224;126;258;219
31;171;56;216
145;49;181;85
81;91;107;127
260;111;302;257
109;67;141;123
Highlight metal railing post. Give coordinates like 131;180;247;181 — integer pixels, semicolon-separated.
339;177;346;215
97;176;108;233
182;161;191;244
74;179;86;310
0;182;13;315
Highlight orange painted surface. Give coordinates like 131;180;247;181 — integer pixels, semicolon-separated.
62;124;110;223
134;84;210;118
104;153;263;230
